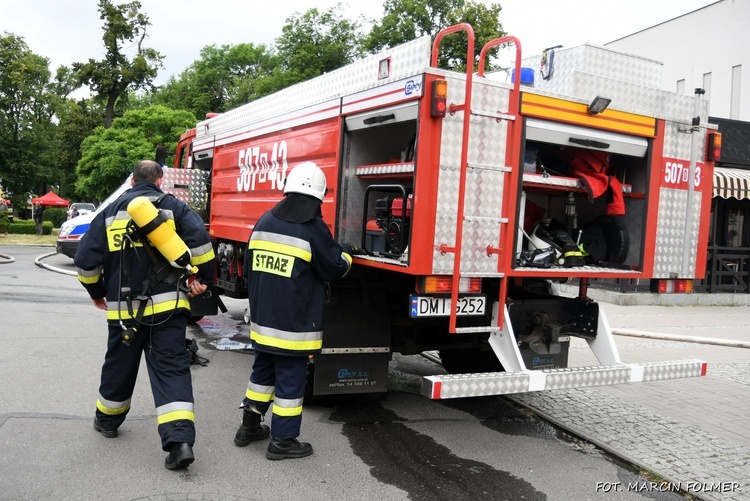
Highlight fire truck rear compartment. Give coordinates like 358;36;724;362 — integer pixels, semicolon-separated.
338;103;418;262
516;129;651;273
326;92;654;389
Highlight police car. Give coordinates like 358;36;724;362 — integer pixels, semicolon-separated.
56;177;132;259
66;203;96;220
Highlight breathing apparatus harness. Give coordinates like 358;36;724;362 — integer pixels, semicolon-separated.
117;193;196;346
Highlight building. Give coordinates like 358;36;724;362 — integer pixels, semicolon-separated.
605;0;750;293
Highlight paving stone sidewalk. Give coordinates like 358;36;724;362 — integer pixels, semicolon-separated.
508;292;750;501
509;367;750;501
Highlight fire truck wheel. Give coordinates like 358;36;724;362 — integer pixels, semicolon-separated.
439;348;504;374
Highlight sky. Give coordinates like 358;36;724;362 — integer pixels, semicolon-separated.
0;0;718;88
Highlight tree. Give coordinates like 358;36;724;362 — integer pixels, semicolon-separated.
274;5;364;87
75;105;196;201
73;0;163;129
0;32;60;211
444;1;505;71
364;0;504;71
152;42;280;118
55;98;104;200
149;5;364;116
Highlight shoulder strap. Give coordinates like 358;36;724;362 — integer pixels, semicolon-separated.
144;193;171;207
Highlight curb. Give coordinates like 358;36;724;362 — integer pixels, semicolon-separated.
612;328;750;349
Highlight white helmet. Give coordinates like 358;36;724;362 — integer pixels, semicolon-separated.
284;162;327;201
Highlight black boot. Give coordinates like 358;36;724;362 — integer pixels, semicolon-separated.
266;437;313;460
165;442;194;470
93;417;117;438
234;409;270;446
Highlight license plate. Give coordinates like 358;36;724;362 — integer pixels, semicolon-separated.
409;295;486;317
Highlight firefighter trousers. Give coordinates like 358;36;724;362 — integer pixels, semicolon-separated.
242;350;308;439
95;311;195;451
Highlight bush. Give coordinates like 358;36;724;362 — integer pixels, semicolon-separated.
8;220;54;235
43;207;67;228
0;212;9;234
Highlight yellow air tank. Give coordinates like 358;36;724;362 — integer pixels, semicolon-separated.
126;196;196;273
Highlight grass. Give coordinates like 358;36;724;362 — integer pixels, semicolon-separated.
0;231;58;246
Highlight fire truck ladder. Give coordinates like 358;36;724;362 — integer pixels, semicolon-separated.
432;27;525;336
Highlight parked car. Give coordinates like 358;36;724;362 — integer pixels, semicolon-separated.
57;181;131;258
66;203;96;220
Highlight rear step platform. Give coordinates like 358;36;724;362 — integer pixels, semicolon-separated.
422;360;707;399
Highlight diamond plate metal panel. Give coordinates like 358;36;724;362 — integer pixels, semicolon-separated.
433;74;466;274
195;36;432;141
524;44;662;93
543;366;631;390
422;372;531;399
521;44;708;122
162;167;208;213
653;187;701;277
422;359;706;398
432;77;511;275
639;360;705;382
568;73;703;124
663;121;705;162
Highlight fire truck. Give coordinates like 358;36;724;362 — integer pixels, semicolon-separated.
173;24;716;399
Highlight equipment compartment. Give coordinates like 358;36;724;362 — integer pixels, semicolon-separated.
514;131;650;274
338;103;419;263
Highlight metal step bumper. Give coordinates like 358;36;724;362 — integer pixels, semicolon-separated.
421;359;707;399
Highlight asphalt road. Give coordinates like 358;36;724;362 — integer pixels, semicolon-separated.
0;245;689;501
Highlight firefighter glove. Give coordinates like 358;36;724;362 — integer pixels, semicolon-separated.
341;242;365;255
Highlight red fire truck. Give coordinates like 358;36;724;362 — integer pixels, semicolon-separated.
173;24;715;399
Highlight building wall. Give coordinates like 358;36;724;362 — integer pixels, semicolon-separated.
605;0;748;121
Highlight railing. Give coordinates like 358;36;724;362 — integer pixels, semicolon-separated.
695;245;750;293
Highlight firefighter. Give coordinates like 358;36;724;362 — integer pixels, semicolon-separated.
74;160;215;470
234;161;355;460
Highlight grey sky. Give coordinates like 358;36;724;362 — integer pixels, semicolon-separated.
0;0;717;88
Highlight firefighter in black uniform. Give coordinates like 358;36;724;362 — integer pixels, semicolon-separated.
75;160;215;470
233;161;355;460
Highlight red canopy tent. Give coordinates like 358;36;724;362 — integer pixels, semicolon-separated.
31;191;69;207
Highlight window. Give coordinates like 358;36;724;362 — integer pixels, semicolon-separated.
676;79;685;94
726;207;746;247
731;65;741;119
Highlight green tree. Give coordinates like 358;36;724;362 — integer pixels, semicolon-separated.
0;32;62;211
55;98;104;200
150;5;363;116
73;0;163;129
152;42;280;118
75;105;196;201
364;0;504;71
273;5;364;87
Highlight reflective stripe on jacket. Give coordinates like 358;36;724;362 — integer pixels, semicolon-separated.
74;180;215;322
244;210;351;355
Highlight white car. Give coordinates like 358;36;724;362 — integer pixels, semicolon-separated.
66;203;96;220
57;179;132;258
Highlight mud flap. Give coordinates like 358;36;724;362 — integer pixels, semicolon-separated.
312;352;391;395
313;273;391;395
